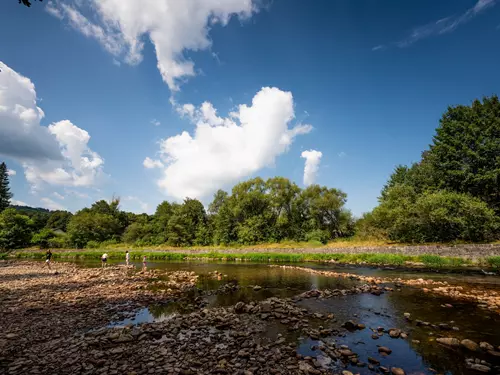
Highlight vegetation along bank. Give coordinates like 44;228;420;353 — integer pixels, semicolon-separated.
1;96;499;252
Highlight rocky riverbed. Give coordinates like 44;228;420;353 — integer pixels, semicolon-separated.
1;260;499;374
271;265;500;312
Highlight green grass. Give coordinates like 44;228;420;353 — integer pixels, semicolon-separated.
486;256;500;269
10;249;493;268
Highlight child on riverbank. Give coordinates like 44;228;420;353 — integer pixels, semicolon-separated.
125;250;130;267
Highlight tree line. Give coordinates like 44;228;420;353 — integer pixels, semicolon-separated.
1;95;499;249
357;95;500;243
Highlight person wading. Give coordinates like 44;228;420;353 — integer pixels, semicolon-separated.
142;255;147;272
101;253;108;269
45;249;52;270
125;250;130;267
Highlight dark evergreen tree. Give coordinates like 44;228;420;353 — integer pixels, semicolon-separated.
0;162;13;212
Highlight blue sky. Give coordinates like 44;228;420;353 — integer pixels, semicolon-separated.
0;0;499;216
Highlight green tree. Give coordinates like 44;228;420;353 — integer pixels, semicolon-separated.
46;210;73;231
371;185;499;243
299;185;351;240
31;228;56;249
0;208;33;250
380;165;409;201
122;222;154;244
212;201;236;245
427;96;500;212
67;211;120;248
265;177;301;240
0;162;13;212
166;198;207;246
208;190;228;216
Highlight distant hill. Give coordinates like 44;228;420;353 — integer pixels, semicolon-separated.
10;205;51;215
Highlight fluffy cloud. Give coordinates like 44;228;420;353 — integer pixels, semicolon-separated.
47;0;257;91
145;87;312;200
7;169;16;176
0;61;105;190
40;197;67;211
0;62;62;161
301;150;322;186
143;157;164;169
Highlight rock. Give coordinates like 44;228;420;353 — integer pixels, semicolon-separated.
439;323;452;331
5;333;18;339
234;302;246;313
480;342;494;351
371;334;379;340
412;340;420;344
357;323;366;329
342;371;353;375
378;346;392;354
400;333;408;339
298;361;321;374
368;357;380;365
391;368;405;375
340;349;355;357
436;338;460;347
467;363;491;372
342;320;357;330
315;355;332;368
388;329;401;338
253;285;262;291
379;366;390;373
461;339;479;351
487;350;500;357
403;313;411;319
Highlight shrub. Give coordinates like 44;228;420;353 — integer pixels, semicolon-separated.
305;229;330;244
85;240;100;249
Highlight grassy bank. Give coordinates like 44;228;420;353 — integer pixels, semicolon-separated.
9;249;500;269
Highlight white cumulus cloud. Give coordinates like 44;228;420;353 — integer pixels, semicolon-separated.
146;87;312;200
0;62;62;161
301;149;323;186
46;0;257;91
0;61;106;191
7;169;16;176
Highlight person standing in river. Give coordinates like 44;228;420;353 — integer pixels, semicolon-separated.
45;249;52;270
125;250;130;267
142;255;147;272
101;253;108;269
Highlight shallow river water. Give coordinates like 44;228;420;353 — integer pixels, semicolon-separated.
60;259;500;374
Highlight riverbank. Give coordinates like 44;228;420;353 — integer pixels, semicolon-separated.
9;248;500;269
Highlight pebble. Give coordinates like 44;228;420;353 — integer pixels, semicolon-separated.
391;367;405;375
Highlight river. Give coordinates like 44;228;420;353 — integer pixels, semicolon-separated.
50;258;500;375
